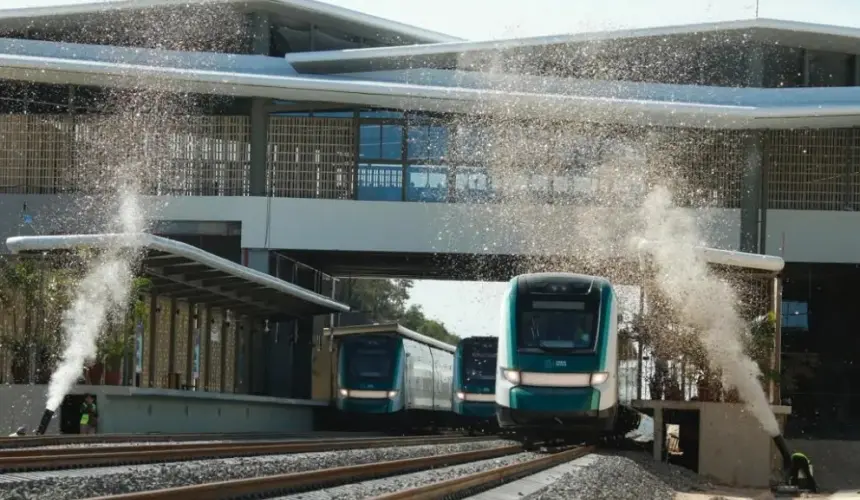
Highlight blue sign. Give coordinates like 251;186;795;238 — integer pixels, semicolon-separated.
134;321;144;374
192;329;201;379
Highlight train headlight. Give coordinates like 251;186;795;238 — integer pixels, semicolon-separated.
590;372;609;386
387;391;398;398
500;368;521;385
455;391;466;400
339;388;349;397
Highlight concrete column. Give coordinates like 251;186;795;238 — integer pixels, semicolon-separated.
242;249;270;394
250;98;269;197
219;309;228;392
740;132;763;253
249;12;271;198
233;318;244;393
185;303;196;389
167;297;178;388
147;295;158;387
203;306;212;391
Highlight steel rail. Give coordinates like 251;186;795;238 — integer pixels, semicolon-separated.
0;434;482;458
0;435;490;472
0;432;331;449
83;444;523;500
371;445;595;500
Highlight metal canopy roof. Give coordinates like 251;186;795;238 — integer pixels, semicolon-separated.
5;233;350;319
0;0;459;45
286;18;860;73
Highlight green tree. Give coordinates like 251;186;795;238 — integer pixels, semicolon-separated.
400;304;460;345
339;278;460;345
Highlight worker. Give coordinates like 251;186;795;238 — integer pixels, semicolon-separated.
80;394;98;435
789;451;818;493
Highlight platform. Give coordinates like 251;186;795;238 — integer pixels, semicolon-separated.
2;384;326;435
632;400;792;488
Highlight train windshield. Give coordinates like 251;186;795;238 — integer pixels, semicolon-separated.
343;336;397;382
461;340;497;382
518;300;598;352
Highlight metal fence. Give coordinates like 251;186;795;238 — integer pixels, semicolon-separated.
2;113;860;210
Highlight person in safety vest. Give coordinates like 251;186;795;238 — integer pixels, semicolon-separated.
80;394;98;435
789;451;818;493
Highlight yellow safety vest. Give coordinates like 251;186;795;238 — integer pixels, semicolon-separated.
80;404;96;425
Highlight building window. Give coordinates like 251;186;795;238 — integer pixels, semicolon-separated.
763;46;803;88
807;50;853;87
357;163;403;201
359;124;402;161
782;300;809;330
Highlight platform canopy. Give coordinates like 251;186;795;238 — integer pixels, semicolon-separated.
5;233;350;319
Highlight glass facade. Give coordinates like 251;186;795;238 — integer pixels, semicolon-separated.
781;264;860;439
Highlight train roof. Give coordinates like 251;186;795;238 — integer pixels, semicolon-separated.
323;322;456;353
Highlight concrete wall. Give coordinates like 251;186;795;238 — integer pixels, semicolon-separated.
698;403;790;488
0;384;323;435
0;194;742;257
1;385;50;434
766;210;860;263
637;400;790;488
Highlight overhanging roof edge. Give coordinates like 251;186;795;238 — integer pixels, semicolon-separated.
285;17;860;66
5;233;351;313
2;51;860;128
0;0;460;44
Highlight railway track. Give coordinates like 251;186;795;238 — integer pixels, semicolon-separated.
0;432;375;450
0;434;490;473
79;443;593;500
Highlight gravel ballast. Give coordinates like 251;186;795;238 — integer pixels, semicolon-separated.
279;451;540;499
0;439;516;500
524;450;714;500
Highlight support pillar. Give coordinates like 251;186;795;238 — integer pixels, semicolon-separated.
740;132;763;253
741;44;765;254
249;12;270;198
203;306;212;391
185;303;196;389
219;309;228;392
167;298;178;388
147;295;158;387
250;98;269;197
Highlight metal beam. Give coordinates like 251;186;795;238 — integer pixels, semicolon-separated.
267;102;351;113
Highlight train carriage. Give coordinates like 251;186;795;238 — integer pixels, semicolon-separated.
452;336;498;432
495;272;639;442
317;323;455;431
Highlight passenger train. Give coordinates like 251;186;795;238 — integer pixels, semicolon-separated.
316;323;455;431
452;336;498;432
495;272;640;443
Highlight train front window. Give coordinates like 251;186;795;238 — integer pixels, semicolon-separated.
518;300;598;351
344;336;397;382
462;343;496;382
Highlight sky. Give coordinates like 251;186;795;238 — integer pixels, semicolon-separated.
4;0;854;337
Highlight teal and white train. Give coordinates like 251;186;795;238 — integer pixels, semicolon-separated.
495;272;640;441
327;323;455;430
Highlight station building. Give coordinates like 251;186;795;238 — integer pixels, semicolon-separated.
0;1;857;438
